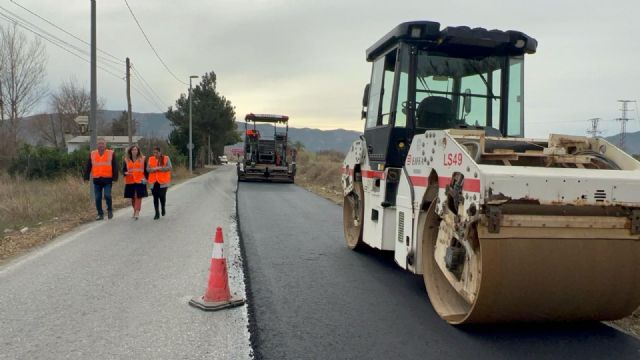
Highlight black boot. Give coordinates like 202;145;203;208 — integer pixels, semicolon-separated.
154;212;160;220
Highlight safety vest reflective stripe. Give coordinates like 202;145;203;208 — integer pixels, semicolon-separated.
148;155;171;185
125;157;145;184
91;150;113;178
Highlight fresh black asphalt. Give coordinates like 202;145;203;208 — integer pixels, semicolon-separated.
238;182;640;360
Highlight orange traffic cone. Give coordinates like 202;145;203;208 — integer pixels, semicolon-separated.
189;227;245;311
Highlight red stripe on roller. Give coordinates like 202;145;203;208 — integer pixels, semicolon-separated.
361;170;386;179
409;176;428;187
438;176;481;193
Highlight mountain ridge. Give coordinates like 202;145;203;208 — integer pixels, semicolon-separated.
18;111;638;154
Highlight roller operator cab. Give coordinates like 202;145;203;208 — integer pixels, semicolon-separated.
237;113;296;182
341;21;640;324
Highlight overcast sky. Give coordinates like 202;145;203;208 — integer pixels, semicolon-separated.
3;0;640;137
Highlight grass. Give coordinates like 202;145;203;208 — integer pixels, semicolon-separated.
295;150;344;205
0;165;200;262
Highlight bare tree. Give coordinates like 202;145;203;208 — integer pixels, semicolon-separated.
49;78;105;148
0;23;47;155
29;113;59;147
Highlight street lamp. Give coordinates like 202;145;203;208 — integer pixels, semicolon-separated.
189;75;199;173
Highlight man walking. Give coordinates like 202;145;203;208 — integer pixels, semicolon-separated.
84;137;118;220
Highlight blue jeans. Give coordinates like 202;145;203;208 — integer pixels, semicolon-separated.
93;182;113;216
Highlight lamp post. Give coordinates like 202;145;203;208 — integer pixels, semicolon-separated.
188;75;199;173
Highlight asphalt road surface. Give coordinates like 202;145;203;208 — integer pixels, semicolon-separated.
238;182;640;360
0;166;251;360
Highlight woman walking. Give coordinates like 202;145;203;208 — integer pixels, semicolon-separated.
147;147;172;220
123;145;148;219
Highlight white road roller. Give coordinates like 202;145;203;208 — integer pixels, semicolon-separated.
341;21;640;324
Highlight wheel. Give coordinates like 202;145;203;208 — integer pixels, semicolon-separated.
422;200;473;324
343;182;364;250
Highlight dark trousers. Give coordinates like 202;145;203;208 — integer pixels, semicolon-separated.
93;182;113;216
151;183;167;215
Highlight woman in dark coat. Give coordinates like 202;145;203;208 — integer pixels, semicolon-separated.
123;145;148;219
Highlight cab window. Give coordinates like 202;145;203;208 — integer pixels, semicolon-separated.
366;50;397;128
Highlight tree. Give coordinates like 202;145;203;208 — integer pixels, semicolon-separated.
292;141;306;152
30;113;60;147
48;78;106;148
167;71;240;166
111;110;136;136
0;23;47;156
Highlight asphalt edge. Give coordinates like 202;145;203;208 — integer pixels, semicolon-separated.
235;181;262;360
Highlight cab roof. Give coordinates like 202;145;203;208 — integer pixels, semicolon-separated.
366;21;537;61
244;113;289;123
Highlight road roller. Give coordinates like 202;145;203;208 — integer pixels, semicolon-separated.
341;21;640;324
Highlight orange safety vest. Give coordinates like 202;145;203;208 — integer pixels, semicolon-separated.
91;149;114;178
148;155;171;185
125;157;145;184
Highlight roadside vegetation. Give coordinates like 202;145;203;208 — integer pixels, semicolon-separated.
0;147;196;262
295;149;344;205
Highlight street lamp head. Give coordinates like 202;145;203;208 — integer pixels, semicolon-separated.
190;75;199;79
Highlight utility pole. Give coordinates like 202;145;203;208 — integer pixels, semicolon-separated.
126;57;132;146
616;100;633;151
89;0;97;151
586;118;602;138
188;75;199;173
208;135;211;165
89;0;97;200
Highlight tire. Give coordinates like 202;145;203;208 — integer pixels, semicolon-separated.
343;181;364;250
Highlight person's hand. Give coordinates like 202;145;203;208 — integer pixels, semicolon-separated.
124;171;129;176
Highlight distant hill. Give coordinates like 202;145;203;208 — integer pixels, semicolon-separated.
605;130;640;155
18;111;362;153
18;110;172;145
236;122;360;153
99;110;172;139
18;110;640;155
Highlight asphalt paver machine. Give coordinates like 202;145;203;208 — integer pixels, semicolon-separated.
238;113;296;182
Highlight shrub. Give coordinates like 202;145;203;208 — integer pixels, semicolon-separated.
8;145;125;180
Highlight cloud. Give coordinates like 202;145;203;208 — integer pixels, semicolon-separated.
7;0;640;136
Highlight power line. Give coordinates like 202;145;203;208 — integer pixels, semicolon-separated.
131;64;168;109
131;78;166;112
0;11;123;80
4;1;171;113
123;0;188;85
0;9;168;114
9;0;124;65
529;118;617;125
2;4;121;68
131;85;165;113
0;6;122;74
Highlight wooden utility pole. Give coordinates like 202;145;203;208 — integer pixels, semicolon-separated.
126;57;132;146
89;0;97;200
90;0;97;151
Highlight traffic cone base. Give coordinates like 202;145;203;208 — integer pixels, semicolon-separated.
189;227;245;312
189;295;245;311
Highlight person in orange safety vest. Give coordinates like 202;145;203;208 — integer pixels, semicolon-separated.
147;146;172;220
123;145;148;220
83;137;118;220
